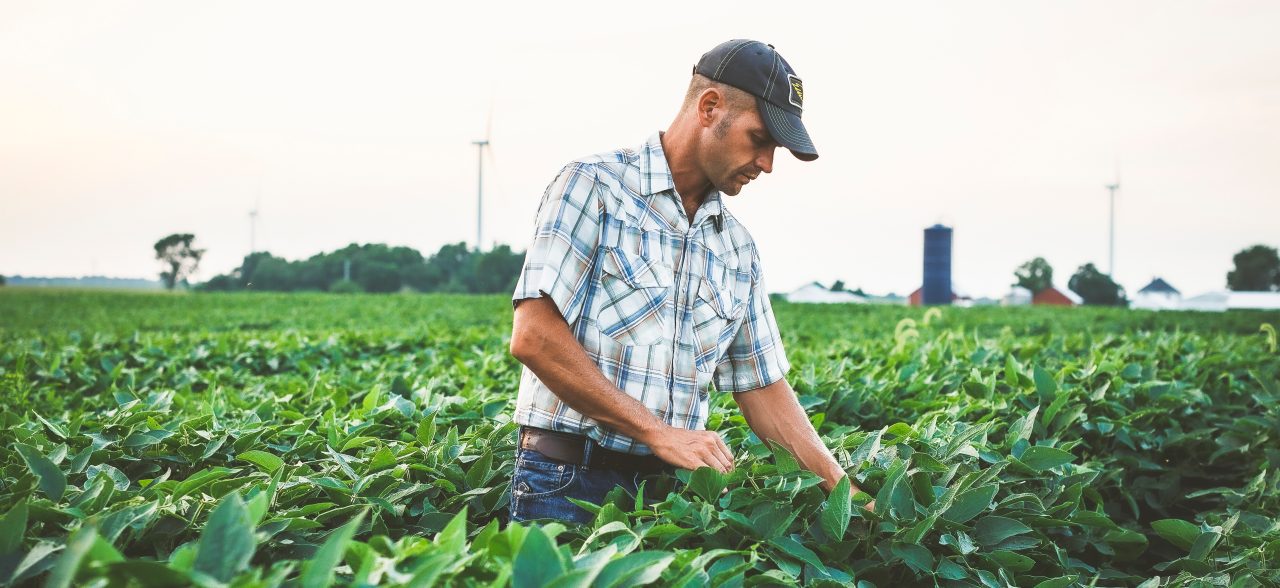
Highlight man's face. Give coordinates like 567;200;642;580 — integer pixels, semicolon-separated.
701;101;778;197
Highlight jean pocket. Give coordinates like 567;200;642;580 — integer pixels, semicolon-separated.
513;450;576;499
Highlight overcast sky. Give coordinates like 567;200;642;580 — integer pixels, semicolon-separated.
2;1;1277;297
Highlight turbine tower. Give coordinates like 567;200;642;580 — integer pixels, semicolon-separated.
472;138;489;251
1106;170;1120;276
472;108;494;251
249;189;261;255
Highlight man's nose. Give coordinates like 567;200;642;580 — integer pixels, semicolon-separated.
757;147;775;174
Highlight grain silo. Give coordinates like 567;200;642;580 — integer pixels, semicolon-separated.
922;224;953;306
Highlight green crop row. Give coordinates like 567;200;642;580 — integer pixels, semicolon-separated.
0;290;1277;587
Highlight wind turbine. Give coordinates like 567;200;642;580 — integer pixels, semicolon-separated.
472;107;495;251
1106;165;1120;277
249;187;261;255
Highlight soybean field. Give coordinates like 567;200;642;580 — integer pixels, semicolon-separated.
0;289;1277;587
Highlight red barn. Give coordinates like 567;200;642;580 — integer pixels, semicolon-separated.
1032;286;1083;306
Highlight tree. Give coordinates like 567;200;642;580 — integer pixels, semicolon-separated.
0;275;5;287
1226;244;1280;292
1013;257;1054;293
154;233;204;290
471;245;525;293
1068;263;1126;306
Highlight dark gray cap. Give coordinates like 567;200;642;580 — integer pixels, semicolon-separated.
694;39;817;161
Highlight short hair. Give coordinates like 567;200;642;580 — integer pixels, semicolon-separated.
682;73;755;113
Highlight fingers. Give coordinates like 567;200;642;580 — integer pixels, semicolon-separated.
701;433;733;473
713;435;734;470
700;448;731;474
650;428;735;473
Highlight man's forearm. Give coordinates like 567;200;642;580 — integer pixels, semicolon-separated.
510;297;663;442
511;296;742;473
735;379;854;493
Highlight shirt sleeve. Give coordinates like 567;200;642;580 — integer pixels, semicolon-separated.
714;254;791;393
512;162;602;326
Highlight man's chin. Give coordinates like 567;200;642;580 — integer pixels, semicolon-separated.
717;182;743;197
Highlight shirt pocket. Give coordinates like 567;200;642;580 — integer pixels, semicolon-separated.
596;246;671;347
691;268;748;373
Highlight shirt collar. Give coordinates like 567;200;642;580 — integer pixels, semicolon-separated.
638;132;675;196
639;131;725;221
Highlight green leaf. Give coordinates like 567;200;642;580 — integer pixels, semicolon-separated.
941;484;997;524
987;550;1034;572
33;412;68;440
1033;577;1078;588
891;543;934;574
85;463;130;491
593;551;675;588
769;441;800;474
45;524;97;588
973;516;1033;546
1188;531;1221;561
367;446;397;473
172;467;235;499
936;557;968;580
1008;406;1039;445
465;451;493;489
1151;519;1199;551
512;525;564;588
434;507;469;554
1018;446;1074;472
902;513;938;545
820;476;852;540
14;443;66;502
244;491;269;526
237;450;284;474
0;501;28;555
1032;365;1058;401
301;508;367;588
194;492;257;583
769;535;825;571
687;467;726;502
416;414;437;445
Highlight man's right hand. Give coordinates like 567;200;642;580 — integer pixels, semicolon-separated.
641;425;735;474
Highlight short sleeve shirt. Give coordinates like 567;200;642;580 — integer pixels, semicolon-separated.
512;132;790;454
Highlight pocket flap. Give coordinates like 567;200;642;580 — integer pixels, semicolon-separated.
698;277;745;320
600;247;667;289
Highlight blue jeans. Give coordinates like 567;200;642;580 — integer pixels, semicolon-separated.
508;448;675;525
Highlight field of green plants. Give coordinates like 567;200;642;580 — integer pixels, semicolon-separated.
1;289;1277;587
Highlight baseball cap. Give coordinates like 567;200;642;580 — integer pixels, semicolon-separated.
694;39;818;161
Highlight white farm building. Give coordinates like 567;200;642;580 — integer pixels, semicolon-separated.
1131;278;1181;310
785;282;868;304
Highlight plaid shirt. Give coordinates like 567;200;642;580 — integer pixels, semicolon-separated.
511;132;790;454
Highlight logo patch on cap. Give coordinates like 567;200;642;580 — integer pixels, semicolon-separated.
788;74;804;109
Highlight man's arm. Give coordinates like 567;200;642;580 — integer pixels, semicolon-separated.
733;377;872;505
510;296;735;473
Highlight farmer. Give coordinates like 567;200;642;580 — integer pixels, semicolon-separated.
508;39;868;523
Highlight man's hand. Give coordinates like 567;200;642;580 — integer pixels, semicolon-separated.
735;379;875;511
640;425;735;473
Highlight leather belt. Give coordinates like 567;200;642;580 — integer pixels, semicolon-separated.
518;426;671;474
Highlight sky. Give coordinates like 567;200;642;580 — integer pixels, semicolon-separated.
2;1;1277;298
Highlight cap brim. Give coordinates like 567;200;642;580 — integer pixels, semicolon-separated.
757;97;818;161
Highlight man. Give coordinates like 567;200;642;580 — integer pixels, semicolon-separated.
508;39;868;524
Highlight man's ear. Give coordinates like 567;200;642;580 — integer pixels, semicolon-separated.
696;88;722;128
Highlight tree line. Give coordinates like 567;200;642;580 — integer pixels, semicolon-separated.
135;234;1280;298
1012;244;1280;305
197;242;525;294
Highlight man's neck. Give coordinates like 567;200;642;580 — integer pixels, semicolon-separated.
659;129;713;223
